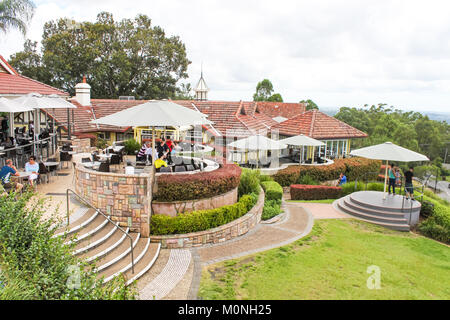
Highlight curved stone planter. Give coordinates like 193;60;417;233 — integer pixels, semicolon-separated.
151;188;265;249
152;187;238;217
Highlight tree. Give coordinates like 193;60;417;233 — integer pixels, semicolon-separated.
0;0;35;35
172;83;194;100
9;12;191;99
8;39;50;82
300;99;319;110
253;79;283;102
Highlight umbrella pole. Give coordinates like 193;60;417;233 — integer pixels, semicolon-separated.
383;160;388;199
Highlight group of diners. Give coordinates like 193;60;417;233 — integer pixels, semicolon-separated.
80;145;126;173
135;138;206;173
0;155;56;194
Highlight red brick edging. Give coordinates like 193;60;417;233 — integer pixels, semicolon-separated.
150;188;265;249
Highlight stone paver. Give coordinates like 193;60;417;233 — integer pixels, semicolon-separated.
139;249;191;300
294;202;351;220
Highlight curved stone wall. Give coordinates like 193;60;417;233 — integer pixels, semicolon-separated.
150;188;265;249
152;187;238;217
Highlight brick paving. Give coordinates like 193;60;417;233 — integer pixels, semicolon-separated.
296;202;351;219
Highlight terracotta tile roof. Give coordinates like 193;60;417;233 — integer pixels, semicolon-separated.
255;101;306;119
0;55;68;96
273;109;368;140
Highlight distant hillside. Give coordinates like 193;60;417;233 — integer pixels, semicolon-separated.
321;107;450;123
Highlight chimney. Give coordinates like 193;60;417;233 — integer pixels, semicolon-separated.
74;76;91;106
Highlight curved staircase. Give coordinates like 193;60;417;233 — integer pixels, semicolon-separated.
54;208;160;286
335;191;421;232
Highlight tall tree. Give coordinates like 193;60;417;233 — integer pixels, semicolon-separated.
253;79;283;102
0;0;35;35
9;12;191;99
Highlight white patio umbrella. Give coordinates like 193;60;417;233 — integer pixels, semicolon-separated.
350;142;429;198
91;100;212;165
0;98;34;142
279;134;325;164
227;134;287;168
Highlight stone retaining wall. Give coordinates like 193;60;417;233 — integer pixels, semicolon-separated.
152;187;238;217
74;164;152;237
151;188;265;249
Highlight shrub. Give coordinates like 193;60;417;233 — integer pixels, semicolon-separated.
96;137;108;150
154;163;241;202
238;168;261;197
272;157;381;187
420;201;434;218
417;196;450;244
258;174;274;183
262;199;282;221
261;181;283;201
0;192;136;299
298;175;318;185
124;138;141;155
290;184;342;200
151;194;257;235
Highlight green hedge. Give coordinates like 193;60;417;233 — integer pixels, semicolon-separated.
418;196;450;244
272;157;381;187
261;181;283;201
290;184;343;200
262;199;282;221
238;168;261;197
150;194;257;235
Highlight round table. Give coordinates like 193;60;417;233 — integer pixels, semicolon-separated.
83;161;102;170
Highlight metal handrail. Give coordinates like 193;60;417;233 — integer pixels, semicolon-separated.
66;188;135;274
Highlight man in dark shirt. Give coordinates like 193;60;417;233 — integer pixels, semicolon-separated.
404;167;414;200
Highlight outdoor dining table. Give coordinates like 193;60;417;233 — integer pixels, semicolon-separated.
11;171;32;184
83;161;102;170
44;161;60;181
97;154;113;160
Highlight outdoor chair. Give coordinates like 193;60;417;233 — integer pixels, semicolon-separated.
159;166;172;173
109;154;121;171
81;157;91;163
174;165;186;172
37;162;50;184
60;151;72;169
98;162;110;173
185;164;194;171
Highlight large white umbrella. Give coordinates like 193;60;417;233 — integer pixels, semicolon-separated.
227;134;287;168
279;134;325;164
350;142;429;198
0;98;34;143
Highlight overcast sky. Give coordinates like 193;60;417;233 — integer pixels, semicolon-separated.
1;0;450;112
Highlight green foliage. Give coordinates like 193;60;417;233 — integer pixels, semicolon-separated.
154;164;241;202
238;168;261;198
258;174;274;183
0;0;35;35
300;99;319;111
297;175;318;185
334;103;450;163
262;199;282;221
417;195;450;244
0;192;136;299
9;11;190;99
290;185;343;200
96;137;108;150
260;181;283;201
124;138;141;155
150;194;257;235
253;79;283;102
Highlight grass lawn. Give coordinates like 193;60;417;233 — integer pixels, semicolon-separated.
199;219;450;300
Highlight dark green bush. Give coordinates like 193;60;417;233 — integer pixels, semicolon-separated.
151;194;257;235
0;192;136;300
290;184;343;200
262;199;282;221
124;138;141;155
238;168;261;197
297;175;318;185
261;181;283;201
420;201;434;218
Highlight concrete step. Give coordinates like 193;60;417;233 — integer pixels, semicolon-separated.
79;228;129;262
64;213;110;245
337;199;410;232
343;197;407;219
98;237;150;283
349;193;419;214
93;233;140;273
53;208;98;237
124;243;161;286
73;223;118;255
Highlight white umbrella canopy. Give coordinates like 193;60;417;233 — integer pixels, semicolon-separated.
0;97;34;113
91;100;212;127
279;134;325;147
350;142;429;198
350;142;429;162
227;134;287;151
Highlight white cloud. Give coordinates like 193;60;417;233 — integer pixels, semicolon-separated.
0;0;449;112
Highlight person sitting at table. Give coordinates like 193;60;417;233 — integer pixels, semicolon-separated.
154;155;168;172
0;159;23;193
137;141;152;163
25;156;40;187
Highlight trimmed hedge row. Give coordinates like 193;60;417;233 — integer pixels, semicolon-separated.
154;163;242;202
150;193;257;235
261;181;283;201
272;157;381;187
418;197;450;244
290;184;343;200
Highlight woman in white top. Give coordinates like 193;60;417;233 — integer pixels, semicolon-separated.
25;156;39;187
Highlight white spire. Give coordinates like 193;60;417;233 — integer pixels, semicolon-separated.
194;65;209;101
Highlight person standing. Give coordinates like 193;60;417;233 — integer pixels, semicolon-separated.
404;167;415;201
388;164;396;195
